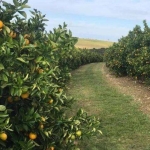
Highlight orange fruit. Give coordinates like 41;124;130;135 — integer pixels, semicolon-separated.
24;39;30;45
29;132;37;140
38;68;44;74
12;32;16;38
21;92;29;99
0;21;4;29
0;132;7;141
71;135;75;140
7;96;13;103
58;88;63;93
9;31;13;37
9;31;16;38
41;117;46;122
39;124;44;129
76;130;82;137
24;34;30;39
48;99;53;104
50;147;54;150
14;96;19;101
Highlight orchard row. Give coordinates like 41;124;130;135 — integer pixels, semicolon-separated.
0;0;102;149
105;20;150;82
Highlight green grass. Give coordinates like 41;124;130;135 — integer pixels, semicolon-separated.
75;38;114;49
66;63;150;150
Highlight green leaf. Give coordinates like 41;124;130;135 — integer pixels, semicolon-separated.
13;0;20;6
22;0;28;5
63;22;67;28
23;74;29;81
19;34;24;45
42;19;49;21
0;140;6;147
2;1;9;6
23;124;28;131
18;11;27;18
69;30;72;36
29;108;34;115
17;57;28;64
13;88;19;96
10;87;15;96
3;26;10;33
0;63;4;70
2;74;8;82
17;88;22;96
98;130;103;135
35;56;43;63
0;118;6;123
30;10;35;15
0;105;6;111
21;5;30;9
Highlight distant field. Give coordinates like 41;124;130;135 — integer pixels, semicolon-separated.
75;38;114;49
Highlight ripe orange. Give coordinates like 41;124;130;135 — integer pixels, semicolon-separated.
24;38;30;45
9;31;17;38
9;31;13;37
50;147;54;150
0;20;4;29
7;96;13;103
12;32;16;38
0;132;7;141
24;34;30;39
48;99;53;104
21;92;29;99
29;132;37;140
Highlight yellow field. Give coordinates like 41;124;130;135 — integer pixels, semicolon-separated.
75;38;114;49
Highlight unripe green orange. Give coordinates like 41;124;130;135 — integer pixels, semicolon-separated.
48;99;53;104
76;130;82;137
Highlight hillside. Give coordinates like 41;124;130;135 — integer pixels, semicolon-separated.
75;38;114;49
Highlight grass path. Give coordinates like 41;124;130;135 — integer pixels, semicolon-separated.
66;63;150;150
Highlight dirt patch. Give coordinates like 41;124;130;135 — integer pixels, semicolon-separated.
101;63;150;115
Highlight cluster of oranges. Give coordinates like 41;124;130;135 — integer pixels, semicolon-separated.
7;92;30;103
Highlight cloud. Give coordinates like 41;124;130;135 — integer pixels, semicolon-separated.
27;0;150;21
5;0;150;21
45;17;130;41
4;0;150;41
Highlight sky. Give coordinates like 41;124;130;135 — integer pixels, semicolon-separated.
5;0;150;42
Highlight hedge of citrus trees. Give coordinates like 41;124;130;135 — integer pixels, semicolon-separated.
105;20;150;82
0;0;103;149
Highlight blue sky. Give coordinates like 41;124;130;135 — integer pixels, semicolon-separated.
6;0;150;41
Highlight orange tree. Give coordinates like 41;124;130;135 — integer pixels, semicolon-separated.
47;26;103;85
105;20;150;82
0;0;102;149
